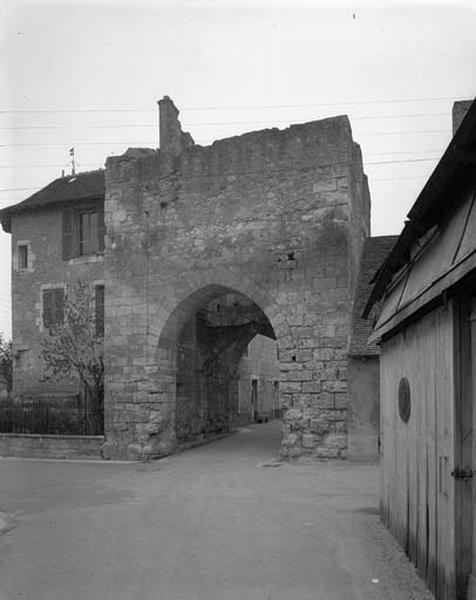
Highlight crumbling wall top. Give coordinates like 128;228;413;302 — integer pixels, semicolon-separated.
158;95;195;156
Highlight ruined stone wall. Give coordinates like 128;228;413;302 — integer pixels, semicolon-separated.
10;206;104;396
348;143;371;298
104;108;370;460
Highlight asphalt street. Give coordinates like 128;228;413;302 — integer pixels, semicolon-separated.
0;421;433;600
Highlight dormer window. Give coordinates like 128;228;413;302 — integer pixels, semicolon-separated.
62;202;104;260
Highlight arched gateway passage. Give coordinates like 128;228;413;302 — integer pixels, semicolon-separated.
157;285;281;447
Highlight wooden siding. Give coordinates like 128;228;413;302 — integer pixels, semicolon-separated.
380;303;455;600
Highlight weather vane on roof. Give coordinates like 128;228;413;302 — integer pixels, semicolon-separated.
69;146;76;176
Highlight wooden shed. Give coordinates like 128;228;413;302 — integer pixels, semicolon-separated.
364;99;476;600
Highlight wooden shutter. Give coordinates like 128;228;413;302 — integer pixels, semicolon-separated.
43;289;54;329
43;288;65;330
98;202;105;253
95;285;105;337
62;208;73;260
54;288;65;326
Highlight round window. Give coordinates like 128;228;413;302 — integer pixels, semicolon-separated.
398;377;411;423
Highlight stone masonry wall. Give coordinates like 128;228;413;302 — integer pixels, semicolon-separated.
10;205;104;396
103;102;370;460
0;433;104;459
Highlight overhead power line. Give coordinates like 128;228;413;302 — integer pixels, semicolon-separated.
0;112;450;130
0;141;156;148
0;163;101;169
0;94;472;114
0;149;443;169
0;129;451;149
371;175;427;183
0;155;440;194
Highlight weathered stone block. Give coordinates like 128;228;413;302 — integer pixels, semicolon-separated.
314;447;340;459
302;433;317;449
324;433;347;449
310;419;331;436
301;380;322;393
281;381;302;393
334;393;347;409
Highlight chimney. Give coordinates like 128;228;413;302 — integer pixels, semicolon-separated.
452;100;473;136
158;96;194;156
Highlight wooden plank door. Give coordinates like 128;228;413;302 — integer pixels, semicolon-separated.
467;296;476;600
455;293;474;600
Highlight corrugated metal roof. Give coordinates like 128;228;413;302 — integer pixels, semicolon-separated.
0;169;105;233
348;235;398;356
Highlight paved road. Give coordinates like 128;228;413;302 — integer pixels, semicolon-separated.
0;421;433;600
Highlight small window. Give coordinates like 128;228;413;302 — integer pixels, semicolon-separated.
242;344;249;357
18;245;28;269
398;377;411;423
43;288;65;331
95;285;105;338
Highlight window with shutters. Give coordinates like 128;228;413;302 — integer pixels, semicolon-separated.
42;288;65;330
95;285;105;338
62;202;105;260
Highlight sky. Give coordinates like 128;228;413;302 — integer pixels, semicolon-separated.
0;0;475;338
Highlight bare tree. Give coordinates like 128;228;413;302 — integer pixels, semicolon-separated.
0;334;13;398
41;281;104;430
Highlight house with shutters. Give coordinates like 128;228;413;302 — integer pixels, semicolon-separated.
0;170;106;397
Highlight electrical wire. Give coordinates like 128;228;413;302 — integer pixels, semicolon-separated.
0;149;443;169
0;93;472;113
0;155;441;194
0;128;451;149
0;112;451;130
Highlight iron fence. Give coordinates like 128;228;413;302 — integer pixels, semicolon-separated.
0;399;104;435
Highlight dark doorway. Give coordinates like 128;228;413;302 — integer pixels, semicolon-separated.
251;379;258;422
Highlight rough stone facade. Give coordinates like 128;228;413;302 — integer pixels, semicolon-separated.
9;203;104;396
103;96;370;460
0;433;104;459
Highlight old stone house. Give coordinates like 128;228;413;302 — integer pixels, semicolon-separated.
364;99;476;600
1;96;386;461
1;170;106;398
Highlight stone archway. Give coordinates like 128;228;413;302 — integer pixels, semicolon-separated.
155;284;281;452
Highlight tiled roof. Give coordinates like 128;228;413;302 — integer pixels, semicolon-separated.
348;235;399;356
0;169;105;233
